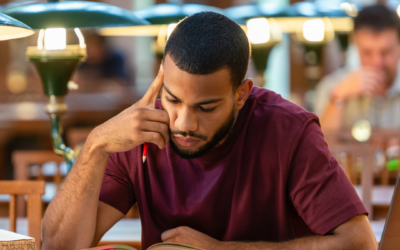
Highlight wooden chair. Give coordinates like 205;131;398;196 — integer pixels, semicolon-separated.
327;129;400;220
326;130;400;185
12;149;140;219
329;144;375;219
12;150;65;217
0;180;45;249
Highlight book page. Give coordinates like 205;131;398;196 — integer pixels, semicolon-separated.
0;229;33;241
147;243;204;250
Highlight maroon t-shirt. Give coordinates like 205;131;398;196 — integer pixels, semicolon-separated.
99;87;367;249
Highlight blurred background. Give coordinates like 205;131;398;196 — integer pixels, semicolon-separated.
0;0;399;248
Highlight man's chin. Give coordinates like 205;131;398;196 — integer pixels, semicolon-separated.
169;140;210;159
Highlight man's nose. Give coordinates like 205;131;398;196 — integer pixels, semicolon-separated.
371;54;384;69
174;108;198;133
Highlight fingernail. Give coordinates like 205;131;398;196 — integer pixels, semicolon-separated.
159;64;164;72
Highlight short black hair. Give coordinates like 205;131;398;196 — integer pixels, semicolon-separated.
354;4;400;39
164;11;250;90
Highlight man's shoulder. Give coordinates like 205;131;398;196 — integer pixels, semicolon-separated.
248;87;318;126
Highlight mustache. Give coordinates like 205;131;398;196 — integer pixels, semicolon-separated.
170;130;208;141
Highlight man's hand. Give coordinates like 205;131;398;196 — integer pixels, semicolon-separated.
90;65;170;154
332;67;386;100
161;226;221;250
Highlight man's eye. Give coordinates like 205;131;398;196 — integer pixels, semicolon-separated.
166;97;179;103
199;106;215;112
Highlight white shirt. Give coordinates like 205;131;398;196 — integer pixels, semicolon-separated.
314;61;400;129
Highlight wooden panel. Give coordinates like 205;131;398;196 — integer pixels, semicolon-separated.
27;193;42;250
329;144;375;218
12;150;65;175
0;181;44;249
0;181;45;195
361;151;373;219
9;194;16;232
13;150;65;217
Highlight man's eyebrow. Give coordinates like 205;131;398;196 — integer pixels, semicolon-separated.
163;85;181;101
194;99;223;106
163;85;223;106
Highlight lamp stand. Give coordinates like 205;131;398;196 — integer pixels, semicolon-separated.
28;54;85;172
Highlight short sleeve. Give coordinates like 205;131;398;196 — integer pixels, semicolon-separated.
288;121;367;235
99;151;137;214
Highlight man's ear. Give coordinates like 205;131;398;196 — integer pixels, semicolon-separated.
235;79;253;111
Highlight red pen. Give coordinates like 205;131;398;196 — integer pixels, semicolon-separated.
142;142;148;163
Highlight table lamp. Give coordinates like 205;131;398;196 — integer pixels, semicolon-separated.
3;0;148;171
0;12;33;40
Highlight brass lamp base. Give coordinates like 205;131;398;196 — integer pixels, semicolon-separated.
27;46;86;172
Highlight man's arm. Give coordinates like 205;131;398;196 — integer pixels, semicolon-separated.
42;66;169;250
41;140;115;249
319;97;345;133
162;215;377;250
319;68;386;132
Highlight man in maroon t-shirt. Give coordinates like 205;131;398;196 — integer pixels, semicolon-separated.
42;12;377;250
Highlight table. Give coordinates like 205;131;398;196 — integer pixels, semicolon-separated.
0;217;386;243
0;218;141;246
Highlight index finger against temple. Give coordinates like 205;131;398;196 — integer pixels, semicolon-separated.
142;64;164;107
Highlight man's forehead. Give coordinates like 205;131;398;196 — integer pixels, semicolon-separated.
163;56;233;103
355;28;399;42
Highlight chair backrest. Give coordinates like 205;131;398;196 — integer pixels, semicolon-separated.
329;144;376;219
0;180;45;250
12;149;140;219
13;150;65;186
326;131;400;185
12;150;64;219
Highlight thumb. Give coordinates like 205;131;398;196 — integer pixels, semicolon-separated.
142;64;164;108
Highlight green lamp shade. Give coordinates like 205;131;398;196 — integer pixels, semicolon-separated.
30;56;84;96
225;3;286;25
134;3;223;25
314;0;358;18
286;1;356;18
2;1;149;29
0;12;33;40
285;2;321;17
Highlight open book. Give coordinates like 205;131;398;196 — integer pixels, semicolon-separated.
0;229;36;249
148;243;204;250
86;243;204;250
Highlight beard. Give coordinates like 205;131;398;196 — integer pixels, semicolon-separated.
169;108;235;159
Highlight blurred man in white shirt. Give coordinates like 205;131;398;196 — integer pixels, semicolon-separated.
315;4;400;132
